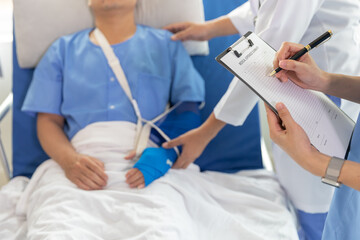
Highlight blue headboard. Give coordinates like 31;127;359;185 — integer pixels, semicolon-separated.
12;0;262;178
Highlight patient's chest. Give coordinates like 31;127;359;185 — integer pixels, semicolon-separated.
61;28;174;135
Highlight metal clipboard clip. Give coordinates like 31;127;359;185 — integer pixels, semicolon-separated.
232;38;254;58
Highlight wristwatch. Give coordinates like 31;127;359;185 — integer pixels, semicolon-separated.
321;156;345;187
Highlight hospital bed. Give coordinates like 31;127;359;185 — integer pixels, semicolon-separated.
0;0;298;239
0;0;267;182
0;92;12;180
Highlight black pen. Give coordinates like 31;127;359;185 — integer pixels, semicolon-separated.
269;30;333;77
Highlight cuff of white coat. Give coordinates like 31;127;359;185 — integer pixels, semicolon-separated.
214;78;259;126
227;1;255;36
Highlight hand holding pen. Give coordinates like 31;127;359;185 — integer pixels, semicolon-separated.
270;30;333;92
270;30;332;77
272;41;331;92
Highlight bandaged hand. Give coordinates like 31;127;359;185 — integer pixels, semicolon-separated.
126;147;177;188
265;103;329;177
63;153;108;191
273;42;329;92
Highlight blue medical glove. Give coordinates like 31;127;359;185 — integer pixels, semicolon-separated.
134;147;177;186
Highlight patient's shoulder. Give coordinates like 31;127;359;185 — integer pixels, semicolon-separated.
137;25;186;56
50;28;93;50
137;25;173;42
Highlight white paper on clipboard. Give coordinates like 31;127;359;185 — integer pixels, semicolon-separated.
216;32;354;158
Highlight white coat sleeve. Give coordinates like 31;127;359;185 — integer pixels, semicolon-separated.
255;0;325;50
227;2;255;35
214;2;258;126
215;0;325;126
214;77;258;126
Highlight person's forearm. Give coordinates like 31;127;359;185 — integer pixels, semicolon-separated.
324;73;360;104
338;160;360;191
206;16;239;39
306;152;360;191
37;117;77;169
199;112;227;140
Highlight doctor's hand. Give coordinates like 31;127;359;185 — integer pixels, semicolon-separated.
265;103;329;177
162;128;211;169
273;42;330;92
163;22;214;41
63;153;108;191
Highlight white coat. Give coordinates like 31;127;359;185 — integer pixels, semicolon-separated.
214;0;360;213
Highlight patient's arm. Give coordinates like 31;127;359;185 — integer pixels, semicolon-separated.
37;113;108;190
126;102;203;188
126;147;177;188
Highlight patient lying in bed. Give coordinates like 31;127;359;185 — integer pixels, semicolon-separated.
6;1;298;239
22;0;204;191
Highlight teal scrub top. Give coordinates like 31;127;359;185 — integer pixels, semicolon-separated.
322;113;360;239
22;25;205;139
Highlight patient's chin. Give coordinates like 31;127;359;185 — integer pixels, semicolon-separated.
93;0;137;12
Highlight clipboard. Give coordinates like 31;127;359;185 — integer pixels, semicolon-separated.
216;32;279;115
215;31;354;159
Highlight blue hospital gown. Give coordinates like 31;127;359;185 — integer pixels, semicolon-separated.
22;25;205;139
322;113;360;239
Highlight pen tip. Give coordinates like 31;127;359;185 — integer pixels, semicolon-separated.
269;70;276;77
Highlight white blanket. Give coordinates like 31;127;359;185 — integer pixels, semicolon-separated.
0;121;298;240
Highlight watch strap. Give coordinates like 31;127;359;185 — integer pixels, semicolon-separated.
322;156;345;187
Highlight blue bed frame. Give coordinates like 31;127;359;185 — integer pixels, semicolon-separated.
12;0;262;178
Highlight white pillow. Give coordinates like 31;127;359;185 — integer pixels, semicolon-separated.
13;0;208;68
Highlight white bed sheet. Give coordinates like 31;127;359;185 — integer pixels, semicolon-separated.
0;176;28;240
0;121;298;240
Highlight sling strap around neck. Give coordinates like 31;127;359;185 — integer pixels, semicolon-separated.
93;28;180;157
